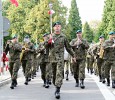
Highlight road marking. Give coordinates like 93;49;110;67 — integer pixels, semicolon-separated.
88;73;115;100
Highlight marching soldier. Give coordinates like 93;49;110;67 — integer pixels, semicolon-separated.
93;35;105;82
64;47;70;80
103;31;115;87
37;33;50;88
5;35;22;89
86;43;95;74
70;30;89;89
21;35;35;85
46;21;76;99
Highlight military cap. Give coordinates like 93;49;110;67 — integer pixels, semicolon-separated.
76;30;82;34
99;35;104;39
12;34;17;39
43;33;49;37
24;35;29;38
53;21;61;27
109;31;115;35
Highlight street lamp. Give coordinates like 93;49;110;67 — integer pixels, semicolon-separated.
49;2;53;34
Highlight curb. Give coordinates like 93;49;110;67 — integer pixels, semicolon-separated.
0;77;11;87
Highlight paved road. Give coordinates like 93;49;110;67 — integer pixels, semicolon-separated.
0;70;115;100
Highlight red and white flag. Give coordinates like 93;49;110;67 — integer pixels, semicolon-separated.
48;10;55;15
10;0;19;7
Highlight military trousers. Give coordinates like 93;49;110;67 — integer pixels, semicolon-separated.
51;61;64;87
103;60;111;79
97;58;104;76
22;60;32;78
40;62;47;81
111;61;115;80
73;59;85;80
9;59;21;80
45;62;52;81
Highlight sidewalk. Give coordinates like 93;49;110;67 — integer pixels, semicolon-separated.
0;70;11;87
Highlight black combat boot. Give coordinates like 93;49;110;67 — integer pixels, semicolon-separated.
14;79;17;87
43;79;46;87
75;79;79;87
28;75;31;81
10;79;15;89
55;87;60;99
45;80;49;88
80;79;85;89
112;80;115;88
24;77;28;85
107;78;110;86
102;78;106;84
48;79;52;85
99;75;102;82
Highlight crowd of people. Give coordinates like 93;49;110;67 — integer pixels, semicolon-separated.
3;21;115;99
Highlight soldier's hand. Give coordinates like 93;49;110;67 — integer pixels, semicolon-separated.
25;48;30;51
72;57;76;63
112;44;115;48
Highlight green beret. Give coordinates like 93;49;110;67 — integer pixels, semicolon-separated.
76;30;82;34
99;35;104;39
43;33;49;37
109;31;115;35
53;21;61;27
24;35;29;38
12;34;17;39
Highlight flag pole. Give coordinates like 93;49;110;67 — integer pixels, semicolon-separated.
49;3;53;34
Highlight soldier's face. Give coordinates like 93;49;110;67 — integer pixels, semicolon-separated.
99;38;104;42
43;36;47;41
76;32;82;38
12;38;17;43
112;34;115;39
53;25;61;33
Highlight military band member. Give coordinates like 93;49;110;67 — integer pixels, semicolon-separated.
21;35;35;85
46;21;76;99
5;35;21;89
93;35;105;82
103;31;115;87
70;30;89;89
37;33;50;88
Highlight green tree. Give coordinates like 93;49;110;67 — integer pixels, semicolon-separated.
83;22;93;43
98;0;115;39
68;0;82;39
3;0;40;41
24;0;67;42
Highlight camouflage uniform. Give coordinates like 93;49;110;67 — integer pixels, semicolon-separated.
103;39;115;86
5;41;21;88
46;33;75;88
21;42;35;85
31;48;37;79
70;38;89;88
37;41;50;87
93;42;104;82
86;44;95;74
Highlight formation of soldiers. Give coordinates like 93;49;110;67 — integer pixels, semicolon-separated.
4;21;115;99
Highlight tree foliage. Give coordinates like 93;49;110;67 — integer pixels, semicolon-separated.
97;0;115;39
83;22;93;43
2;0;67;42
68;0;82;39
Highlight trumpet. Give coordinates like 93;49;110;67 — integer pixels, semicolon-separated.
20;43;29;61
76;37;82;48
99;42;104;58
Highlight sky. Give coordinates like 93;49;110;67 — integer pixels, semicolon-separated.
61;0;105;23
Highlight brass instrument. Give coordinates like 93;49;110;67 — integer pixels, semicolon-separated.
76;37;82;48
20;43;29;61
99;42;104;58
